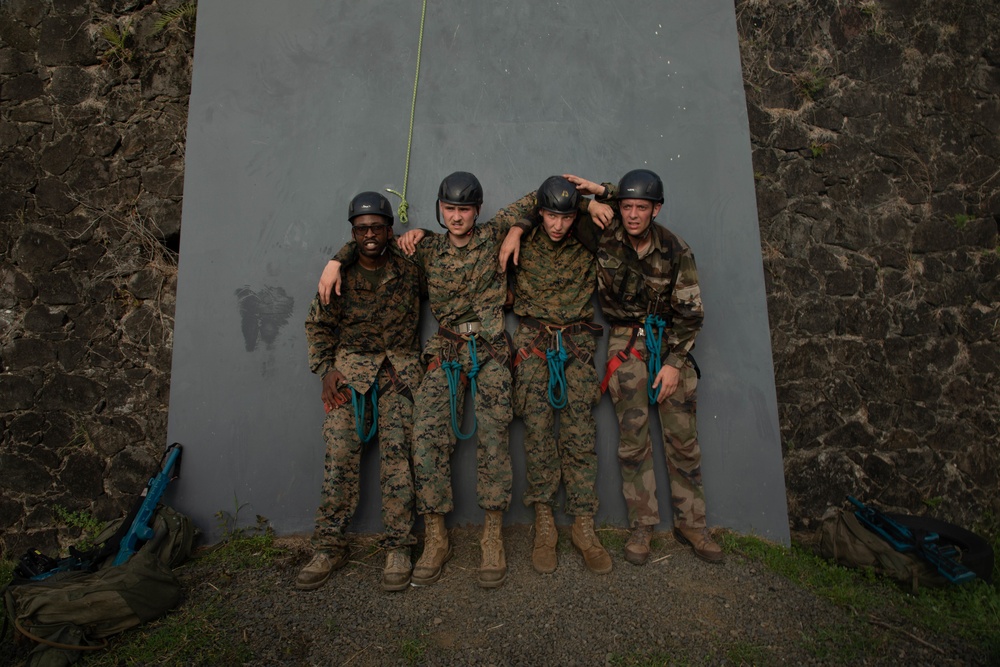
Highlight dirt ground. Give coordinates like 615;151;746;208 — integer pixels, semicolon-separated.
172;525;990;666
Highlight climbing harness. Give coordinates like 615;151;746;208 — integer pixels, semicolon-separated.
385;0;427;224
442;336;480;440
600;325;643;394
545;331;569;409
513;318;602;409
350;383;379;444
600;319;701;397
644;314;667;403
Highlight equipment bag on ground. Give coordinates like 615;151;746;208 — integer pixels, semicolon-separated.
819;504;994;591
3;506;195;667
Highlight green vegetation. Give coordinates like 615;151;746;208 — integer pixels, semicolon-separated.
794;66;828;100
53;505;106;552
100;21;134;65
1;518;289;667
399;636;428;665
153;2;197;35
721;531;1000;662
808;142;829;158
952;213;972;229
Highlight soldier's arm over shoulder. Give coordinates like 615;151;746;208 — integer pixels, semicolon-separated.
490;191;538;235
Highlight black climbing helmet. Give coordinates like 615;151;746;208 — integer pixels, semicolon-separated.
436;171;483;224
616;169;664;204
348;191;394;225
536;175;579;215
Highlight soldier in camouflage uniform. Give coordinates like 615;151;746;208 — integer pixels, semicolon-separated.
563;170;723;565
298;192;424;593
320;172;537;589
503;176;612;575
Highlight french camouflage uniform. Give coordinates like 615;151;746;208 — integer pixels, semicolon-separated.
335;194;536;514
579;185;708;532
511;218;602;517
304;248;423;552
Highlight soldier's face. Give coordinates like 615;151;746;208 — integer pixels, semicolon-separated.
439;202;478;237
541;210;576;242
351;214;393;258
619;198;661;239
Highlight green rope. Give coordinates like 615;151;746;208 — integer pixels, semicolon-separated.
350;383;379;444
644;315;667;403
386;0;427;225
546;331;569;410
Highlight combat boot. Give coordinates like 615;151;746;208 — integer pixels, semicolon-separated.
382;547;411;592
571;515;612;574
624;524;653;565
295;547;348;590
674;525;724;563
478;510;507;588
411;514;452;586
531;503;558;574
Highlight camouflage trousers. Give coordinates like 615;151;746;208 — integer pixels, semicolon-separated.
513;325;601;516
413;332;513;514
311;365;416;551
605;330;706;531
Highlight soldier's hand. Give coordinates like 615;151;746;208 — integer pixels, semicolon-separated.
397;229;426;255
499;227;524;269
318;260;343;304
322;370;350;411
563;174;605;197
651;365;680;404
589;201;613;229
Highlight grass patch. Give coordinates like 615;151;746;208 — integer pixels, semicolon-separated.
801;622;879;663
598;524;629;553
724;640;771;665
1;530;289;666
721;531;1000;662
399;636;428;665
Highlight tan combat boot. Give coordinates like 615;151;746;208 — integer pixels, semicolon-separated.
571;515;612;574
531;503;558;574
382;547;411;592
674;525;724;563
624;524;653;565
411;514;452;586
478;510;507;588
295;547;348;590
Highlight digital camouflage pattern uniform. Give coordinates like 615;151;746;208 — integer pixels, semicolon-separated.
305;247;423;552
511;218;602;517
578;185;708;532
335;194;536;514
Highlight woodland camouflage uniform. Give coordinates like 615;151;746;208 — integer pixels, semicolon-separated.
579;184;708;533
511;220;601;516
304;247;423;551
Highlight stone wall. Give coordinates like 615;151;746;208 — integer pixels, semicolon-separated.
740;0;1000;529
1;0;997;555
1;0;192;555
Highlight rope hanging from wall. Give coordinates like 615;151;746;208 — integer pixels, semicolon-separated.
385;0;427;224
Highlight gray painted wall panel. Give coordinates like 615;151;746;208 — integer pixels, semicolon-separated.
168;0;789;544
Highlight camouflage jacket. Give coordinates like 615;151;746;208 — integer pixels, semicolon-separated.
305;248;424;393
512;218;596;325
575;182;705;369
335;193;536;342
